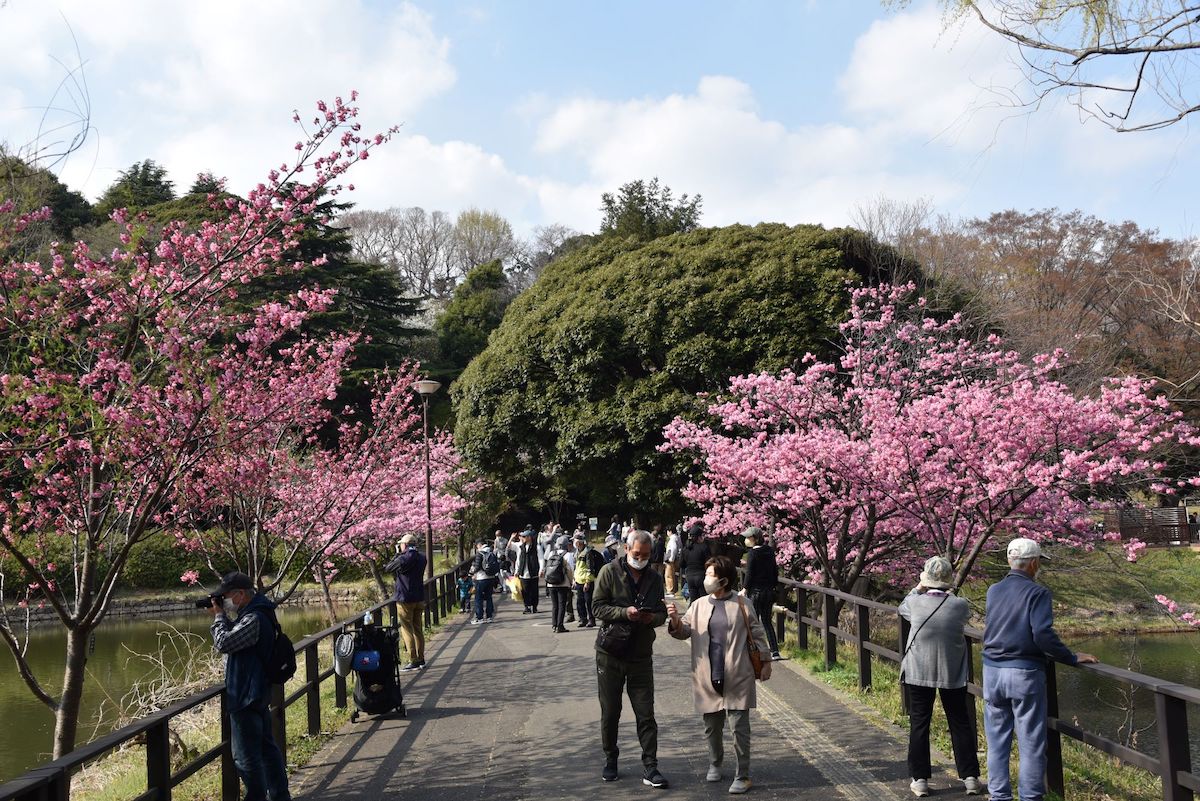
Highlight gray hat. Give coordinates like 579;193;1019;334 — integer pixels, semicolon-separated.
743;526;763;541
603;534;619;547
918;556;953;590
573;532;587;542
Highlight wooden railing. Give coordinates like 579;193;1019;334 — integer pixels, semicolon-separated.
774;577;1198;801
0;556;472;801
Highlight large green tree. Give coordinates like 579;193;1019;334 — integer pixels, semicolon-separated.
0;152;92;255
599;178;702;242
435;259;510;376
93;159;176;218
452;223;910;517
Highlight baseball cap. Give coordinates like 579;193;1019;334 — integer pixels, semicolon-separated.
1007;537;1050;560
215;571;254;596
603;534;619;547
400;533;416;546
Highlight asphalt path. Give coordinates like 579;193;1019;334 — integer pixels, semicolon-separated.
291;592;968;801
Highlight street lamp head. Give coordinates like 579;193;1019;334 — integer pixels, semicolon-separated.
413;379;442;396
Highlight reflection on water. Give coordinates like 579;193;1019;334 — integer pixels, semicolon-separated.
0;605;338;783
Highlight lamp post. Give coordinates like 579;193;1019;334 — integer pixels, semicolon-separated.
414;378;441;579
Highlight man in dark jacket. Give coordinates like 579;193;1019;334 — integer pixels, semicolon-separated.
741;526;781;659
509;527;542;613
681;523;712;600
983;538;1097;801
208;571;291;801
384;533;428;671
592;531;669;788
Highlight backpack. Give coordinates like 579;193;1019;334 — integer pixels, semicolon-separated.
482;550;500;576
544;550;566;584
257;610;297;685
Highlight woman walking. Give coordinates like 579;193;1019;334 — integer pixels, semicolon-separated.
681;523;712;600
544;535;574;633
667;556;771;794
899;556;980;797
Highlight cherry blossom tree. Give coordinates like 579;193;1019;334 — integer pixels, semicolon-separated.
663;284;1199;595
0;92;395;757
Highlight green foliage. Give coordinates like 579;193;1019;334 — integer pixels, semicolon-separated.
435;259;510;374
121;533;204;589
93;159;176;219
0;153;93;253
452;223;896;517
599;177;702;242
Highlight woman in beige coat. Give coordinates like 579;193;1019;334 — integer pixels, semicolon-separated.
667;555;772;795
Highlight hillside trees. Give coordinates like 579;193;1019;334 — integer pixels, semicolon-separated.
93;158;175;218
435;259;510;375
599;177;702;242
452;223;911;517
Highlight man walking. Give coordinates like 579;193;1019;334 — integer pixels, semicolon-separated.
983;538;1097;801
207;572;291;801
593;530;669;788
384;533;428;671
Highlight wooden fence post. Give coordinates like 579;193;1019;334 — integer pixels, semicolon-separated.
145;718;172;801
823;592;838;669
855;602;871;691
797;587;808;650
220;691;239;801
270;684;287;764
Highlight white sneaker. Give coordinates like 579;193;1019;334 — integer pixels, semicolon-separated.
728;777;751;794
469;618;483;625
910;778;930;797
963;776;981;795
706;764;721;782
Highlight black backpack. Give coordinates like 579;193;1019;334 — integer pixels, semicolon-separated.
257;610;297;685
482;550;500;576
544;551;566;584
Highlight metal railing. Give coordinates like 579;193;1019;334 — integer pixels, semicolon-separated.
0;556;472;801
774;577;1199;801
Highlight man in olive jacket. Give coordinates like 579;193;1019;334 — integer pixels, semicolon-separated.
592;530;669;788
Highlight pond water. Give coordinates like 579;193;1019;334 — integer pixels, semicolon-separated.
0;605;336;784
2;614;1199;785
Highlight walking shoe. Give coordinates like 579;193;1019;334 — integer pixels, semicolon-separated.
963;776;981;795
642;769;669;788
554;626;568;633
522;609;531;615
770;651;782;660
585;621;596;628
602;760;618;782
728;777;751;794
706;765;722;782
566;615;576;622
400;662;420;672
577;620;588;628
416;659;426;669
469;618;483;625
910;778;930;797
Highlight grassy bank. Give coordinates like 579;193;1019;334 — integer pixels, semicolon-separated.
956;545;1200;634
784;640;1162;801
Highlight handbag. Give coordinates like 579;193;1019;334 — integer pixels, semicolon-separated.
735;598;765;679
595;621;633;658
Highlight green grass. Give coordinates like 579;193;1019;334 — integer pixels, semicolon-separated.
957;545;1200;634
783;637;1162;801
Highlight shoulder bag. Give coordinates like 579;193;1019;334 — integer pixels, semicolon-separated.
735;598;765;679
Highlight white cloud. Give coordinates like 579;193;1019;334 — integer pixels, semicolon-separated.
0;0;455;199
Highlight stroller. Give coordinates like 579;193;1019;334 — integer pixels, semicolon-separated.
335;620;406;722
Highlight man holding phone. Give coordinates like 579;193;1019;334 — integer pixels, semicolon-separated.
592;530;669;788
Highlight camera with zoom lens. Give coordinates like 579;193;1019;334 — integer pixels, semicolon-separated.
194;594;220;609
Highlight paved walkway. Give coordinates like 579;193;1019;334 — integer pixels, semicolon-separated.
292;594;965;801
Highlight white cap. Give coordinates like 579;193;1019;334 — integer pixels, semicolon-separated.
1007;537;1050;561
400;533;416;546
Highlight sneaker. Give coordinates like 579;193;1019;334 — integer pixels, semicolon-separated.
728;777;751;794
577;621;588;628
642;769;669;789
469;618;483;625
706;765;722;782
416;659;426;669
770;651;782;660
522;609;531;615
555;626;568;633
586;621;596;628
400;662;420;672
910;778;930;797
963;776;981;795
484;617;494;623
602;760;618;782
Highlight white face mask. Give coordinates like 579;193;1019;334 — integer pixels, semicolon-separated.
744;539;754;548
627;554;649;571
703;576;726;595
223;597;240;618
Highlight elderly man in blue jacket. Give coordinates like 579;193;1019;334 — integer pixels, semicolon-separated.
983;538;1097;801
385;533;428;672
208;571;291;801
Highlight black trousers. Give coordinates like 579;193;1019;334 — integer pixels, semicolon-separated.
748;588;779;653
575;582;595;624
550;587;570;628
597;651;658;769
904;684;980;780
521;577;540;611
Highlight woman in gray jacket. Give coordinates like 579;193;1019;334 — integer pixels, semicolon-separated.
898;556;980;797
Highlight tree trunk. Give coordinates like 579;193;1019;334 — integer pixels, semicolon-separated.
315;563;338;625
53;625;92;758
369;561;390;599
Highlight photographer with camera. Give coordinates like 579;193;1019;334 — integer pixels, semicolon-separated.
384;533;428;671
204;571;291;801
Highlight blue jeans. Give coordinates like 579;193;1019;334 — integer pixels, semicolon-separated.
474;579;495;620
984;665;1047;801
229;698;290;801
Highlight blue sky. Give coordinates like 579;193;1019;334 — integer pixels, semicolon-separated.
1;0;1197;239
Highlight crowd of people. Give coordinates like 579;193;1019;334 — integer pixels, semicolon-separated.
200;514;1099;800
